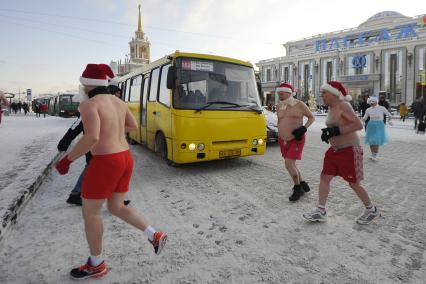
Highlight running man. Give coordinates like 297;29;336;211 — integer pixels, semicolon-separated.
0;91;9;125
303;81;379;225
276;83;315;201
56;64;167;280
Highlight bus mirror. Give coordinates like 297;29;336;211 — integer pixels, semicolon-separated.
167;66;177;90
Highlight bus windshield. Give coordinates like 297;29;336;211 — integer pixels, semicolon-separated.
60;95;73;104
174;58;261;111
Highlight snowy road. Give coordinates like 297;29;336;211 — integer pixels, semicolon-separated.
0;118;425;283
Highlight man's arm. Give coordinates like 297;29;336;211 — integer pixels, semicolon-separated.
67;101;100;161
57;119;83;151
339;102;363;134
125;107;138;133
300;102;315;128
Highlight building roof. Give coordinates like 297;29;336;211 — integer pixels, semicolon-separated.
359;11;410;28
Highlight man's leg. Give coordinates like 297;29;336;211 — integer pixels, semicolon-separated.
318;174;334;207
107;192;149;231
349;182;379;224
284;159;300;185
107;192;167;254
82;198;105;256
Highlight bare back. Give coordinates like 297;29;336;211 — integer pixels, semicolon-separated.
86;94;129;155
326;101;360;148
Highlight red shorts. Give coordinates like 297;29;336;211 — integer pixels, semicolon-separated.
82;150;133;199
278;135;305;160
322;146;364;183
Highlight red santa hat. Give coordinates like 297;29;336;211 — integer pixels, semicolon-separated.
98;64;119;87
276;83;294;94
320;81;352;102
80;64;108;86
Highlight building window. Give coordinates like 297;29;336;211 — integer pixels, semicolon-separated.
326;61;333;82
284;67;289;83
266;68;271;82
383;50;403;104
415;46;426;100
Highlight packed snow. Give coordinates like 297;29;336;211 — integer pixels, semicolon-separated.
0;112;425;283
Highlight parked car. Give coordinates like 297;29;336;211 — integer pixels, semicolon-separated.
263;106;278;142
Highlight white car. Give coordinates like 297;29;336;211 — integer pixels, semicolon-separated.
262;107;278;142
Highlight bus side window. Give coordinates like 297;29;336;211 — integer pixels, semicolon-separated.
125;79;131;102
141;75;150;126
149;68;160;102
129;75;142;102
158;64;171;107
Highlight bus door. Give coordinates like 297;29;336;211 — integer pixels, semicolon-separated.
146;67;160;150
128;76;142;143
140;74;150;145
154;64;173;156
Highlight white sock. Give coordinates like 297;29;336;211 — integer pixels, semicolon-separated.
144;226;156;241
89;255;103;267
318;205;326;214
366;204;376;213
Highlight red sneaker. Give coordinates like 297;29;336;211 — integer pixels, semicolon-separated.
70;258;108;280
149;231;167;255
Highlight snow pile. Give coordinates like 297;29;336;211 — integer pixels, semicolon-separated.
0;114;75;239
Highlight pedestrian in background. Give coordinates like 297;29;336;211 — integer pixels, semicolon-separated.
411;98;422;130
363;96;392;161
398;102;408;122
41;101;48;117
379;94;390;124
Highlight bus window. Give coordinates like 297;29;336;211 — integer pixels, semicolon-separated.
125;79;131;102
130;75;142;102
141;75;150;126
148;68;160;101
158;64;171;107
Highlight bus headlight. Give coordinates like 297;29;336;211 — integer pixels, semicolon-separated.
252;139;258;146
258;139;264;145
180;143;187;149
188;143;196;151
197;143;205;151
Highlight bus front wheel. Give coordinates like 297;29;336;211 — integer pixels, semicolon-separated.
155;133;178;167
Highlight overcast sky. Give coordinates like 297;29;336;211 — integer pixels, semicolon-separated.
0;0;423;96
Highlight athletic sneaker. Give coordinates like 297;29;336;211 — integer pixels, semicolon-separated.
70;258;108;280
66;194;82;206
356;207;380;225
303;208;327;222
149;231;168;255
289;185;304;202
300;181;311;193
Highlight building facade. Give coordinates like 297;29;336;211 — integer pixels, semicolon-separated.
257;11;426;107
111;4;151;76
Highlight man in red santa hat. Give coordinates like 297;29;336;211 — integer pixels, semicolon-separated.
276;83;315;202
303;81;379;225
56;64;167;280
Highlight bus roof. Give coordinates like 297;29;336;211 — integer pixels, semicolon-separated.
118;51;253;81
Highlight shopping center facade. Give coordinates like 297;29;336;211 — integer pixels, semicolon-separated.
257;11;426;107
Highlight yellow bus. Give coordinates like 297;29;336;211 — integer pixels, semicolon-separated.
118;51;266;165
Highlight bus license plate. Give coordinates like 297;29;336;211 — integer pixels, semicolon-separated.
219;149;241;158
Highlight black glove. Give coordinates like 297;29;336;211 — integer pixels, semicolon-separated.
292;126;307;141
321;127;341;144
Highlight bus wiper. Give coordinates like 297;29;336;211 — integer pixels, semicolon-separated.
194;101;242;113
221;104;263;114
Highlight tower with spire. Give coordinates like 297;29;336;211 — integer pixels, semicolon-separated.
129;4;150;65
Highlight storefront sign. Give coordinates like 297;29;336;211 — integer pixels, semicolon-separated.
345;75;370;81
315;24;418;52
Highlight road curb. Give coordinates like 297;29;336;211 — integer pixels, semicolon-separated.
0;153;61;242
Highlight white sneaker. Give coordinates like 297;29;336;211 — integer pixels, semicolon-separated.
303;208;327;222
356;207;380;225
371;156;378;162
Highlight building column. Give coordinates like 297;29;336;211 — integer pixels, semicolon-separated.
406;45;415;105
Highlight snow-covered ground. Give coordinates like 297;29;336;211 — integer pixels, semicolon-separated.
0;113;75;231
0;113;425;283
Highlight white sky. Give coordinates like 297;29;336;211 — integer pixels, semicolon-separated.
0;0;424;96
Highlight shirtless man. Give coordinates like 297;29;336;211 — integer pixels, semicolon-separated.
0;91;9;125
56;64;167;280
303;81;379;225
276;83;315;202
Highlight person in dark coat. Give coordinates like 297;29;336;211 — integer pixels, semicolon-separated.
358;95;370;130
379;94;390;124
